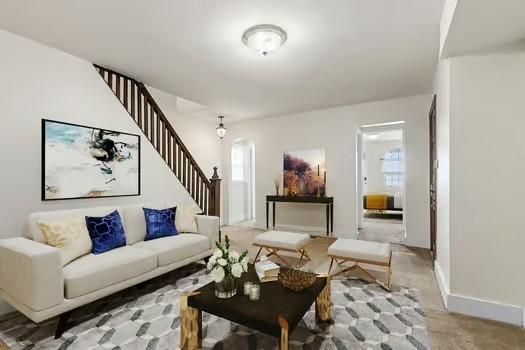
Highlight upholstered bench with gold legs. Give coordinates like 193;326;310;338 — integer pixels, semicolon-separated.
253;230;312;268
327;238;392;290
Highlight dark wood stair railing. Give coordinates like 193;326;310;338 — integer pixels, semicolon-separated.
94;64;220;217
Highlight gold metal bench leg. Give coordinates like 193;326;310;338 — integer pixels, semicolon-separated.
302;249;312;262
387;263;392;289
298;249;305;265
328;257;334;274
327;256;392;291
273;250;293;267
254;246;263;263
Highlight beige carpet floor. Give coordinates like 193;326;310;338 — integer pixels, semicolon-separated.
223;225;525;350
1;226;523;349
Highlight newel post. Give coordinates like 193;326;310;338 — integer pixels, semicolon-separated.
209;167;221;242
209;167;221;218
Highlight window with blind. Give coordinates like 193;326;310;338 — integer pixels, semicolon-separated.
382;147;404;186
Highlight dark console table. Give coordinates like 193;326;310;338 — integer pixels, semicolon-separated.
266;195;334;235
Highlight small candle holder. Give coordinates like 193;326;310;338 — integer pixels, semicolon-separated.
249;284;260;301
243;282;253;296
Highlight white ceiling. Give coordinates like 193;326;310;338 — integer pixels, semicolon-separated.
0;0;443;120
442;0;525;57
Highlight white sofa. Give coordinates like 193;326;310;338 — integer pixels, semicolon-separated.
0;203;219;327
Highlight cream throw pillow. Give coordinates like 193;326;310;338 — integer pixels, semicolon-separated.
38;215;93;266
175;206;199;233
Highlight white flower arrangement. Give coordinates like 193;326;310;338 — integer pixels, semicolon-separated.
207;235;248;283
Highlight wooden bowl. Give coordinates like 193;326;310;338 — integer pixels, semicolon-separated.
278;269;317;291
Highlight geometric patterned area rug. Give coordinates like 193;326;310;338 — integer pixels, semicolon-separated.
0;263;429;350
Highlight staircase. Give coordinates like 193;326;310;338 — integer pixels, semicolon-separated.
94;64;220;217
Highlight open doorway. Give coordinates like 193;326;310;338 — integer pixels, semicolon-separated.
229;139;255;226
356;123;406;244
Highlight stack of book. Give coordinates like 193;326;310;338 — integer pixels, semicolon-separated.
255;260;280;282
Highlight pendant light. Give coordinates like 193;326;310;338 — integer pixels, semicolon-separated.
216;116;226;139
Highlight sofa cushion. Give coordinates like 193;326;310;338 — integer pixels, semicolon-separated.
63;246;156;299
175;206;199;233
85;210;127;254
143;207;178;240
133;234;209;267
28;206;124;243
122;203;167;244
37;215;92;266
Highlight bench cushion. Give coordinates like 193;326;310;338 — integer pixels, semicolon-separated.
254;231;311;250
133;234;210;267
328;238;391;264
63;246;156;299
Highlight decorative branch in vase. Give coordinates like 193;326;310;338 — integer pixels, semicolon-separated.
273;175;281;196
207;235;249;298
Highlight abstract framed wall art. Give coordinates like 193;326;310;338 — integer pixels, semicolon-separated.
283;148;326;196
42;119;141;200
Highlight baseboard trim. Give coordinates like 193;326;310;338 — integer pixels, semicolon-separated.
433;262;523;326
0;298;14;317
447;293;523;327
253;223;326;233
433;261;449;308
404;237;430;249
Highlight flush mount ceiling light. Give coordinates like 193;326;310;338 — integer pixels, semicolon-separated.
242;24;287;56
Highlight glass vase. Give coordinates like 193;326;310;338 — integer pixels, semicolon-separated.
215;275;237;299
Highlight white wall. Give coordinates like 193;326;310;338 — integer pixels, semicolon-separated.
0;29;217;240
432;52;525;326
363;139;403;195
0;30;221;313
222;95;431;247
449;52;525;311
432;59;451;293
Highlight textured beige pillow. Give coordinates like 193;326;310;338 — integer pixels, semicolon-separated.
175;206;199;233
38;215;92;266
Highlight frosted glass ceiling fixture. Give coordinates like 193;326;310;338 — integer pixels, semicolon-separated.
242;24;287;56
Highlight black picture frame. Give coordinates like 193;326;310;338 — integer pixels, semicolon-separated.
41;118;141;201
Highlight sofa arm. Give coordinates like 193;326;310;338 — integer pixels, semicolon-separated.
195;215;220;248
0;238;63;311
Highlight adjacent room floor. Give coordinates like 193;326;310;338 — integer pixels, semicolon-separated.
359;214;405;244
223;225;525;350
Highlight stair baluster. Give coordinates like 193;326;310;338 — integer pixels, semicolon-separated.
94;64;220;218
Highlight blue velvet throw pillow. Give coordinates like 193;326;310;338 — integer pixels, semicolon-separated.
85;210;127;254
143;207;178;241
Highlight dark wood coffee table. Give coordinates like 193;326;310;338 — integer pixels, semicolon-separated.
180;264;331;349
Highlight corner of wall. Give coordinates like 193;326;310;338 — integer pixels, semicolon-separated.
0;299;14;317
434;260;449;308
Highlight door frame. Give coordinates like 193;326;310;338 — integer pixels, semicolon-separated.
429;95;437;260
228;138;255;225
356;122;407;238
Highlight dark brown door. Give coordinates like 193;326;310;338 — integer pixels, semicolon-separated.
429;95;437;260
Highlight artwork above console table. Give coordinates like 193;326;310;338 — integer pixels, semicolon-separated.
266;195;334;235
